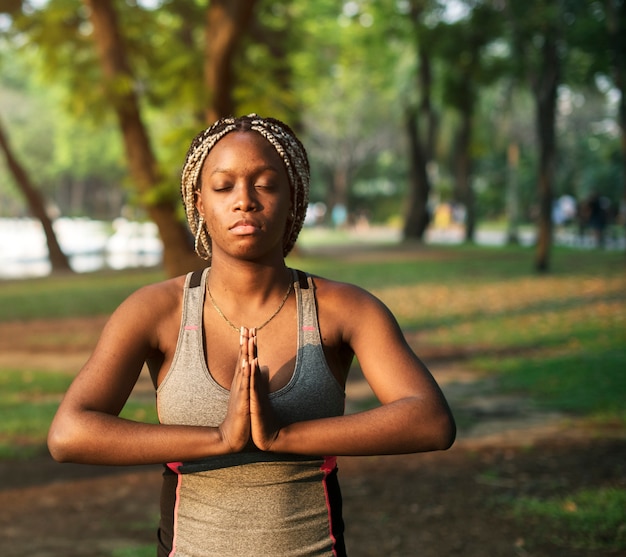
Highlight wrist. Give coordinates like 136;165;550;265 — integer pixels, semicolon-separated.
216;425;238;454
265;425;289;453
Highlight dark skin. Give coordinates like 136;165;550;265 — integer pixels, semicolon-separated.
48;131;455;465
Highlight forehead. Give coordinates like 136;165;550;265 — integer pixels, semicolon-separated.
203;131;285;173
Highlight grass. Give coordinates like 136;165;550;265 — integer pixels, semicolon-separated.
0;369;73;458
0;268;164;321
512;487;626;551
0;369;158;459
110;546;155;557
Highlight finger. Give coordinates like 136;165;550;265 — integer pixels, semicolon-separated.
240;326;249;354
239;327;250;376
247;332;256;362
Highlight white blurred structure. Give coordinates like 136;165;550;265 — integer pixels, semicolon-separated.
0;217;163;279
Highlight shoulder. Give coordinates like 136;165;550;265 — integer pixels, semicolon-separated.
310;274;379;308
119;274;187;316
308;274;397;340
103;274;188;345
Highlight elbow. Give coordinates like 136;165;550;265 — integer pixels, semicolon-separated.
47;421;80;463
438;418;456;451
423;407;456;452
436;409;456;451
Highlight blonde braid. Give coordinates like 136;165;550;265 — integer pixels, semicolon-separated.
180;114;310;260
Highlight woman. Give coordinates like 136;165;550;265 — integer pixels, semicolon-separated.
48;114;455;557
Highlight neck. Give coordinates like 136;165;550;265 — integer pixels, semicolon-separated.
206;262;293;332
206;256;292;318
209;258;290;296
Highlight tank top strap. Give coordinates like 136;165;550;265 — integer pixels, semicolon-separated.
183;267;209;330
292;268;322;346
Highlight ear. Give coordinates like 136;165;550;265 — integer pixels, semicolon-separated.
195;190;205;218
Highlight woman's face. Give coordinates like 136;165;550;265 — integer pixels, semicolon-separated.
196;131;292;262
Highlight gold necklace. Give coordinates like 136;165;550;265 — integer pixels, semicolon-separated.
206;270;293;332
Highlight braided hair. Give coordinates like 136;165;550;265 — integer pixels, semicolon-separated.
181;114;310;260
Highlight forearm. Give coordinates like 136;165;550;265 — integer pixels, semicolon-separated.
272;398;456;457
48;410;228;466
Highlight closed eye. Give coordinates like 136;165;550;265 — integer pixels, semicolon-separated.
254;182;277;190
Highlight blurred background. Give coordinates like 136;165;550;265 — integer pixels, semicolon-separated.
1;2;625;556
1;0;624;278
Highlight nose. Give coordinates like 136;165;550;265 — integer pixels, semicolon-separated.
233;183;259;212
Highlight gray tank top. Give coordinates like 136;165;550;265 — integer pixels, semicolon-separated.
157;267;345;440
155;268;347;556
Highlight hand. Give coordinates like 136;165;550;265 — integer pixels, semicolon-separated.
218;327;254;453
249;328;282;451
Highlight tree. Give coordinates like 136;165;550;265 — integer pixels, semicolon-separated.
204;0;257;124
294;1;401;221
0;115;72;273
604;0;626;238
402;0;442;242
82;0;204;277
3;0;289;275
438;2;505;242
507;0;562;272
532;15;560;272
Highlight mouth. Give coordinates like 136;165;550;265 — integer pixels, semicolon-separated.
230;220;261;235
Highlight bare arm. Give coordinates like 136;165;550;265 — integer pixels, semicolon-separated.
47;280;240;466
252;280;455;456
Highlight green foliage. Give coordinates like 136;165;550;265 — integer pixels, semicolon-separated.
512;488;626;550
1;0;623;231
0;44;127;218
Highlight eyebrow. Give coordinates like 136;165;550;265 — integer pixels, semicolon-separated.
208;164;281;177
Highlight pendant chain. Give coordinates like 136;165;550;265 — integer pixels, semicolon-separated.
206;270;293;332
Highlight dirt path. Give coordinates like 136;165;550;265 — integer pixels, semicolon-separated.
0;315;624;556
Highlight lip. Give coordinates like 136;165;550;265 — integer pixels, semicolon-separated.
229;219;261;235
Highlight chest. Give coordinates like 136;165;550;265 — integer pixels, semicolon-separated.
153;278;352;390
204;309;299;392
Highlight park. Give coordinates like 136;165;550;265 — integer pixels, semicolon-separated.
1;1;625;555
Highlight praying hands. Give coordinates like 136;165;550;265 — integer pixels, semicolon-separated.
219;327;281;453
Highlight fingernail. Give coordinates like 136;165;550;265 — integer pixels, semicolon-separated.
242;358;247;368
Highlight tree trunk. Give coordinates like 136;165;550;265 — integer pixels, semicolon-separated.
403;107;431;239
605;0;626;244
0;116;73;273
403;9;436;242
455;105;475;242
83;0;203;277
506;142;521;244
204;0;257;124
532;26;559;273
